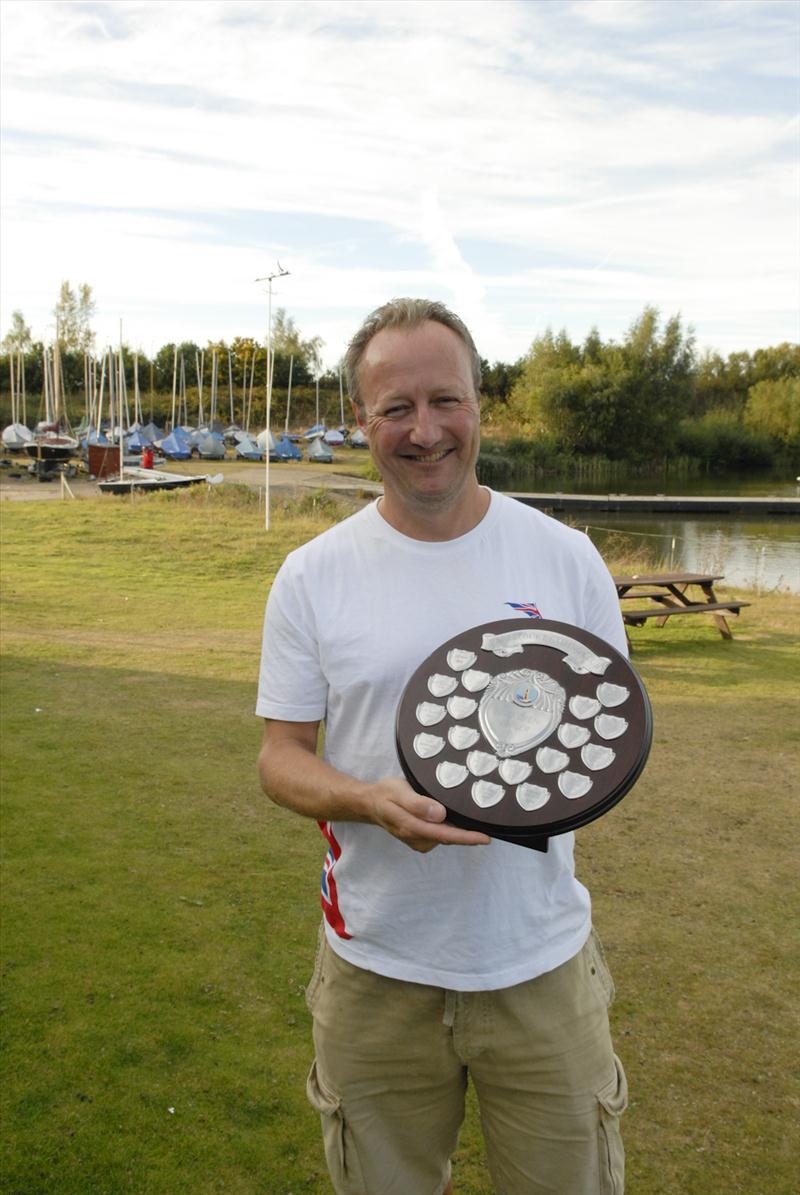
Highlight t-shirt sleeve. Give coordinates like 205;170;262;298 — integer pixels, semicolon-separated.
255;556;329;722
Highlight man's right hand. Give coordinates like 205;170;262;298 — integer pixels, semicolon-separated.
365;777;491;853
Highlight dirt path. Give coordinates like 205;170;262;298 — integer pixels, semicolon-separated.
0;455;382;504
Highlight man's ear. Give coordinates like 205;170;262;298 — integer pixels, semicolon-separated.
351;398;366;432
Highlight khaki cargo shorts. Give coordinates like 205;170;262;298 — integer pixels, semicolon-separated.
304;928;627;1195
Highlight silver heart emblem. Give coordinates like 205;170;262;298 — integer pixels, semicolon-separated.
581;743;615;771
447;649;476;671
436;761;468;788
569;695;601;720
594;714;628;740
417;702;446;726
448;696;478;720
413;733;445;759
461;669;491;693
499;759;532;784
471;780;505;808
466;750;498;777
558;722;590;749
478;669;565;758
536;746;569;773
427;673;457;697
558;771;593;799
597;682;629;708
516;783;550;811
448;725;479;750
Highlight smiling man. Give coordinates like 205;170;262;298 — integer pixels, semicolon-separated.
351;315;487;539
256;299;628;1195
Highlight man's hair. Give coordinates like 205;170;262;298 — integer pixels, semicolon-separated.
344;298;482;410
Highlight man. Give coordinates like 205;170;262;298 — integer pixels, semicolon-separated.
257;299;628;1195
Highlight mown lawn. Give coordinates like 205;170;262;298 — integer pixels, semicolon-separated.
1;486;798;1194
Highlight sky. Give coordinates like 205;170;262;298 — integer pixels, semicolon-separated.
1;0;798;370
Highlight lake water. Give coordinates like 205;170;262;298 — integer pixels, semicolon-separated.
572;513;800;594
523;471;800;593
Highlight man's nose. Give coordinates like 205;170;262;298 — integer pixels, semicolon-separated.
409;403;439;446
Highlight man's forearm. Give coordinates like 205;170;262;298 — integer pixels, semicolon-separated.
257;720;490;853
258;734;374;824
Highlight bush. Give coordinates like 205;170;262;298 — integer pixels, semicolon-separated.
676;412;775;470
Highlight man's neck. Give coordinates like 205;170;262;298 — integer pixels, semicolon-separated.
377;484;491;542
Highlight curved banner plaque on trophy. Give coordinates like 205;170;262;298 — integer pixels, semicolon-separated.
395;618;652;850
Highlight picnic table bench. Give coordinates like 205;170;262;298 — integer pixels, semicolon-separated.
613;572;751;642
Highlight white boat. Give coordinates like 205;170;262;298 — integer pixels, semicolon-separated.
308;434;333;463
197;432;226;460
97;467;210;495
2;422;33;452
24;427;80;464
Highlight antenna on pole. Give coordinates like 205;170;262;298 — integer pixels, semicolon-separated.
254;263;290;530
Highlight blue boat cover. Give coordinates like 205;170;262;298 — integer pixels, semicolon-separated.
160;430;192;459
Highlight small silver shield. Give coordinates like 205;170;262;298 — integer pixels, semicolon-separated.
478;669;566;759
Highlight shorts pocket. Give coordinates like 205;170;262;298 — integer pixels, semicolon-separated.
304;922;327;1013
586;927;616;1008
306;1059;367;1195
596;1053;628;1195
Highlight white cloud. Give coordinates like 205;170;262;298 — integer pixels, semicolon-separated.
1;0;798;366
569;0;651;28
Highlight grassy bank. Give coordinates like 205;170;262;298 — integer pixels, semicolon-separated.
2;489;798;1194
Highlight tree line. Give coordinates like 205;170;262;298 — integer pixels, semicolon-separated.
487;307;799;473
2;285;797;471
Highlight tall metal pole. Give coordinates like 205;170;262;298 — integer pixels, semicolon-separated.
254;263;289;530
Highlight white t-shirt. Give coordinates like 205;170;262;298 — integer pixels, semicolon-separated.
256;490;627;990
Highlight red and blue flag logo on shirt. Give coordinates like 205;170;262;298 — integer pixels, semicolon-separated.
318;820;351;939
506;601;542;619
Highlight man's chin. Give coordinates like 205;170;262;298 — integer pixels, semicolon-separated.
401;480;463;509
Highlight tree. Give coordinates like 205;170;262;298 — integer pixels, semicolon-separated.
53;281;95;352
1;310;33;354
692;343;799;418
743;376;800;451
510;329;582;431
150;341;202;392
509;308;695;460
481;358;523;403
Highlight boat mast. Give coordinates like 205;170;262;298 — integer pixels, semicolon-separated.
20;351;26;427
119;327;130;434
247;351;256;432
254;262;290;531
83;352;89;428
210;350;218;428
196;350;204;427
107;347;117;468
96;351;107;436
19;351;27;427
228;350;234;426
170;346;178;432
339;366;345;428
134;354;141;425
179;354;187;425
53;325;61;428
8;351;16;426
284;354;293;436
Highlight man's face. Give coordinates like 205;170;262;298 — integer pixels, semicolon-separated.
356;320;482;521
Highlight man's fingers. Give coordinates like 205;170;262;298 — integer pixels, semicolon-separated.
367;779;491;850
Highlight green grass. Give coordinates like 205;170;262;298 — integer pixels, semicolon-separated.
2;488;799;1194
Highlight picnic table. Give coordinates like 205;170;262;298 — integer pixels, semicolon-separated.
613;572;751;641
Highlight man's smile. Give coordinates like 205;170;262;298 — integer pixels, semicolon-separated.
400;448;454;463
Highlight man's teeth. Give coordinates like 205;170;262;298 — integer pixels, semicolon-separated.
410;450;448;462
